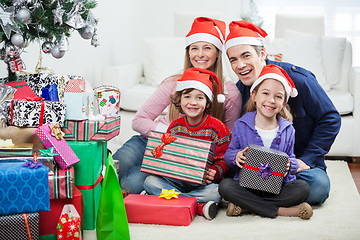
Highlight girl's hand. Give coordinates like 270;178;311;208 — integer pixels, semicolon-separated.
235;147;249;168
284;159;290;176
205;169;216;184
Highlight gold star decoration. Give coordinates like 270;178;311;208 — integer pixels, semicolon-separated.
158;189;180;200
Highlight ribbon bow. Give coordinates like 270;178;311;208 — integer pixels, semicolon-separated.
49;123;65;140
151;133;177;158
25;96;44;101
257;162;274;180
158;189;180;200
39;147;58;157
0;139;14;148
23;152;42;169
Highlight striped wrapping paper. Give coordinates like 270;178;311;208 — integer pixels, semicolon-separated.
141;131;214;185
49;163;74;199
61;115;121;141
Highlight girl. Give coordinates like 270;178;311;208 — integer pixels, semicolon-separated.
114;17;241;194
143;68;231;220
219;64;313;219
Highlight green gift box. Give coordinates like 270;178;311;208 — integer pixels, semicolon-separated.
67;141;107;230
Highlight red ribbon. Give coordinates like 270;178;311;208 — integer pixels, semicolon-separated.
22;213;33;240
151;133;177;158
26;97;45;126
243;164;285;177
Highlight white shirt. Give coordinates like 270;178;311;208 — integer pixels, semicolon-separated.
255;126;279;148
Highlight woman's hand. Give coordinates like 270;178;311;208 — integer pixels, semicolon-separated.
284;159;290;176
235;147;248;168
205;169;216;184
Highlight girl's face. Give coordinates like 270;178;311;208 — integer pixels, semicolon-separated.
189;41;219;72
180;89;209;125
252;79;286;120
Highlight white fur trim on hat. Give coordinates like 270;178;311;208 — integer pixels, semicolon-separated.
186;33;223;51
176;80;214;101
250;73;296;101
225;37;263;50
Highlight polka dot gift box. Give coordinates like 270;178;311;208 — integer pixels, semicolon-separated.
239;144;288;195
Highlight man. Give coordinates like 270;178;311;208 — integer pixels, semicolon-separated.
224;20;341;205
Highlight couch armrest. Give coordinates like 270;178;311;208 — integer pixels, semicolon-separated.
101;63;143;90
349;67;360;117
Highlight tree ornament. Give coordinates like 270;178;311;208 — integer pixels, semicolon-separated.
42;41;53;54
15;7;32;24
0;48;6;60
79;25;94;39
65;0;86;29
11;33;24;47
51;45;65;59
5;42;20;58
91;28;99;47
52;3;65;25
58;33;68;51
0;5;20;39
8;56;24;72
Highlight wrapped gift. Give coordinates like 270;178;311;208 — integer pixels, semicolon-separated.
0;142;33;157
39;186;83;237
141;131;214;185
9;99;66;127
49;163;74;199
0;159;50;215
124;194;197;226
61;115;120;141
18;73;69;102
239;144;289;195
94;85;120;118
56;204;81;239
68;141;107;230
4;80;39;99
64;78;94;120
0;212;39;239
8;56;24;72
35;124;80;169
0;156;54;171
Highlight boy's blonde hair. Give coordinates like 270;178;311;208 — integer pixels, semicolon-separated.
246;79;293;122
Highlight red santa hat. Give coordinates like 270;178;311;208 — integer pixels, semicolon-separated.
176;68;225;103
185;17;226;51
250;64;298;101
225;20;268;50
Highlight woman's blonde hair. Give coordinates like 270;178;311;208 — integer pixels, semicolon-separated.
246;79;293;122
168;46;225;122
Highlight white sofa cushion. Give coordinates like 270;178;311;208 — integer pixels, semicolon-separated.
143;37;185;87
120;83;156;111
326;90;354;115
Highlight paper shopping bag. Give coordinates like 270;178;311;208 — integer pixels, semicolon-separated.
96;153;130;240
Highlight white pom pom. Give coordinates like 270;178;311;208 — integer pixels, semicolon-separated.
217;94;225;103
290;88;298;98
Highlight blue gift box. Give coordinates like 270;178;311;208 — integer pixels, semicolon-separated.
0;159;50;215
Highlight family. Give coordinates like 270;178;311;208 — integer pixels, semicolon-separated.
113;17;341;221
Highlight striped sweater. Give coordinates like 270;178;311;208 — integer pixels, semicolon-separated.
167;114;231;182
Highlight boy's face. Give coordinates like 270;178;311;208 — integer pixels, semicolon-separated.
180;89;210;125
227;44;266;86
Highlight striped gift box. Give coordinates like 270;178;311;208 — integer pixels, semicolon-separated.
141;131;214;185
61;115;120;141
49;163;74;199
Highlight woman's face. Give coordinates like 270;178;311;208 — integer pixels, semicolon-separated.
188;41;219;72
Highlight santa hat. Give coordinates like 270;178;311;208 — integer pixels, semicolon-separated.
185;17;226;51
250;64;298;101
225;20;268;50
176;68;225;103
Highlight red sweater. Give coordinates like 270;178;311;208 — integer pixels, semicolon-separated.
167;114;231;182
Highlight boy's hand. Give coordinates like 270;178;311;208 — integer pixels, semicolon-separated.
205;169;216;184
235;147;248;168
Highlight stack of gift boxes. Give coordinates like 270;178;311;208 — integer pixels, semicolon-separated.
0;72;121;239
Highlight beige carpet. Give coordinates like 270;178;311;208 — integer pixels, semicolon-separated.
84;160;360;240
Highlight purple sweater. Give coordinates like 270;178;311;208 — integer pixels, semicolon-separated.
224;111;298;182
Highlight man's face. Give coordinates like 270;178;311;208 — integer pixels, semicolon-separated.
227;44;266;86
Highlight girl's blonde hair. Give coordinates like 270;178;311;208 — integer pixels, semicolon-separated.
246;79;293;122
168;46;224;122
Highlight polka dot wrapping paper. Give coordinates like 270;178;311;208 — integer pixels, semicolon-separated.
239;144;288;195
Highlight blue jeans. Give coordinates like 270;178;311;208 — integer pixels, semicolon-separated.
143;175;221;203
296;167;330;205
112;135;149;194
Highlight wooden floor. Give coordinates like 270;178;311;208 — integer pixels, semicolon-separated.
348;163;360;194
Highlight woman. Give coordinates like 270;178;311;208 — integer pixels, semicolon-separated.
114;17;242;193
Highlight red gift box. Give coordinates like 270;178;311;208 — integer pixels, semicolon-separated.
5;80;38;99
39;186;83;236
124;194;197;226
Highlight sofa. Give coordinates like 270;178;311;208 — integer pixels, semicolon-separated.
101;13;360;160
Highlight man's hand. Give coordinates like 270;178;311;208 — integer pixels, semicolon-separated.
296;158;310;173
205;169;216;184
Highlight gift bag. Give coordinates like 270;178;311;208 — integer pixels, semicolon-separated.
96;154;130;240
94;85;120;118
57;204;81;239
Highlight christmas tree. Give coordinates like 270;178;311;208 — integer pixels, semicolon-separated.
0;0;98;81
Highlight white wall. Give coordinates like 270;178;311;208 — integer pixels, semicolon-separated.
0;0;244;87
